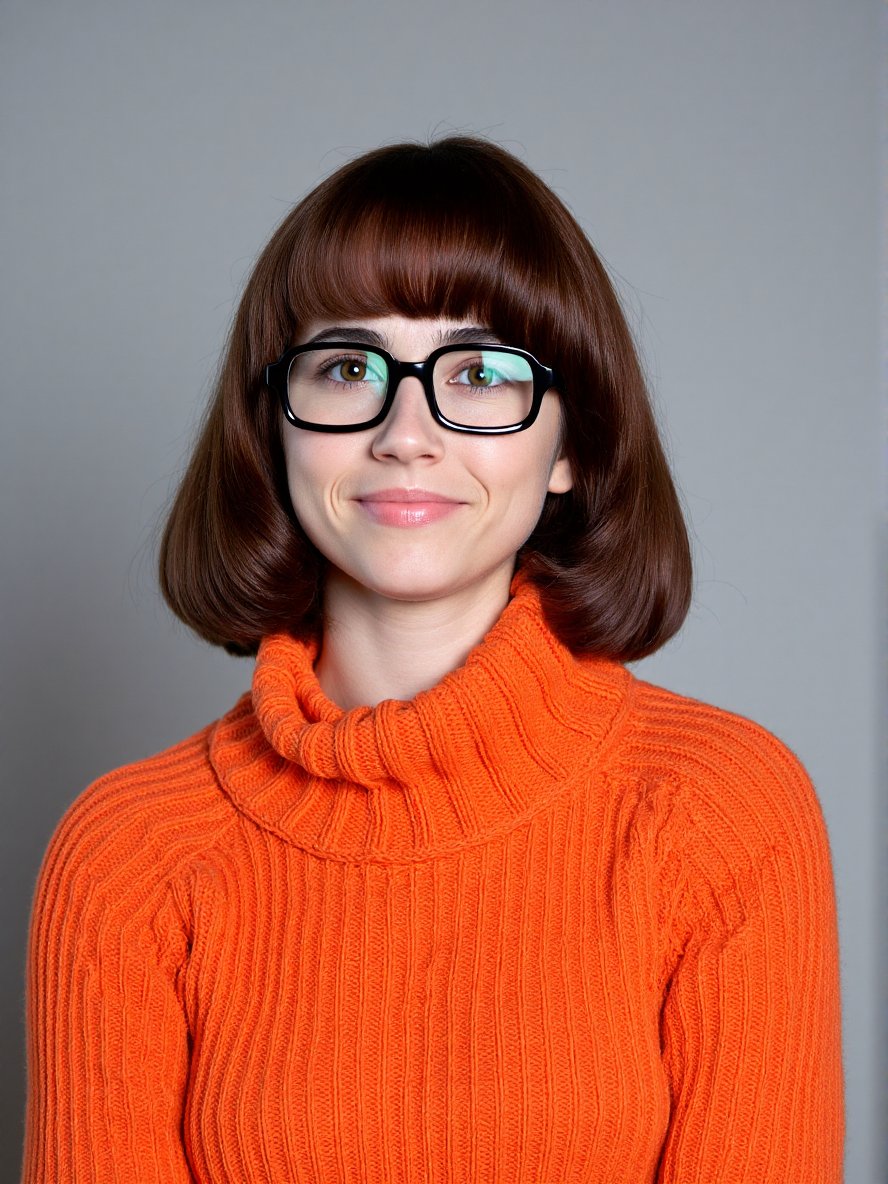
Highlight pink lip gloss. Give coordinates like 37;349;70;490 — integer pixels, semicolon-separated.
356;489;464;527
358;500;462;527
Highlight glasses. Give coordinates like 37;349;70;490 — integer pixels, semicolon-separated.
265;342;560;434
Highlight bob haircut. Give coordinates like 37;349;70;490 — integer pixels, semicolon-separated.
159;134;692;659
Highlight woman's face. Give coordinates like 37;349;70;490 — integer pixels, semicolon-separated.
280;313;573;607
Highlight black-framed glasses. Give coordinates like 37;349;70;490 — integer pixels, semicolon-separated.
264;342;560;434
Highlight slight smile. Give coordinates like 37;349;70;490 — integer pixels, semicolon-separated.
355;488;466;527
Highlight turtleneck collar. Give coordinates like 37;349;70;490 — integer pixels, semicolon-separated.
209;573;635;863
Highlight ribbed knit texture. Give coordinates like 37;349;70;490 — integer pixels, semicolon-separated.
22;574;845;1182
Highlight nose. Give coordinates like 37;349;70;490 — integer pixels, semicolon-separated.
369;375;445;462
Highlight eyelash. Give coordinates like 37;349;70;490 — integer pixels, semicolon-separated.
315;355;381;383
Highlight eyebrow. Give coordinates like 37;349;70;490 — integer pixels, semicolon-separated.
302;325;505;349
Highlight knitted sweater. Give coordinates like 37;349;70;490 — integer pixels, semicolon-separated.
22;575;844;1183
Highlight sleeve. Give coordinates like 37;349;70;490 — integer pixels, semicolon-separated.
21;782;196;1183
653;732;845;1183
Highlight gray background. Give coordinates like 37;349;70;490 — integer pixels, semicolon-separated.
1;0;882;1180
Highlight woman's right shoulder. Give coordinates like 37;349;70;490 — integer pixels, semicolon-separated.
35;712;245;898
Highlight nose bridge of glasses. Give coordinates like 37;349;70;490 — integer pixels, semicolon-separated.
388;358;430;389
384;358;438;416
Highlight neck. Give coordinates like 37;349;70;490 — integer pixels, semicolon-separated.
314;566;515;709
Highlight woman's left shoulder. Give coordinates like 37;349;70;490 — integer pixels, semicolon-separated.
612;671;831;853
602;673;840;960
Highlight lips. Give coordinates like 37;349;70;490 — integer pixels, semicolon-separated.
357;488;462;504
355;488;465;526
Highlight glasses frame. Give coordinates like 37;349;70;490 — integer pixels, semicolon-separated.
265;341;561;435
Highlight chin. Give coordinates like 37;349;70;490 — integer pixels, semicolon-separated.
365;574;465;604
358;561;516;609
327;545;519;608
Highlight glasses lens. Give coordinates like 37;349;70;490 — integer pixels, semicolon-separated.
432;349;535;428
287;347;388;426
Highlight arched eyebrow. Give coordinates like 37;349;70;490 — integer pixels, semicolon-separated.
303;325;504;348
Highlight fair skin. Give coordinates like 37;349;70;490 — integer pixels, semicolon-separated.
280;314;573;709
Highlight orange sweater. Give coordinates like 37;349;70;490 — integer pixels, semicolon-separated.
22;576;844;1183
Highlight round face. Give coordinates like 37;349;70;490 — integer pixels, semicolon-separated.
279;314;573;611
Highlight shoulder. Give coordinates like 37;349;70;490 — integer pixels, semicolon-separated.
618;673;821;810
31;712;243;916
623;674;812;781
610;674;835;922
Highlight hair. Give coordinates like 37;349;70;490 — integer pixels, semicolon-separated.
159;134;692;659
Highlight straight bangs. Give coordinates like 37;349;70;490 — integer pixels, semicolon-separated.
277;144;575;362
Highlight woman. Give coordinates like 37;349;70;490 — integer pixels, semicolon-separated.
22;135;844;1182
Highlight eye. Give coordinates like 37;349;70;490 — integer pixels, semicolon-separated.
314;353;387;387
463;363;495;387
454;361;507;388
336;359;369;383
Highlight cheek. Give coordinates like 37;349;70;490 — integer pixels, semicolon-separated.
281;434;340;531
484;431;564;498
475;450;560;542
282;430;341;490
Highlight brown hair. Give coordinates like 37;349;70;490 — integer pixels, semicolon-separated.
159;134;692;659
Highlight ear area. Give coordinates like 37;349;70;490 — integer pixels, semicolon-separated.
547;451;574;495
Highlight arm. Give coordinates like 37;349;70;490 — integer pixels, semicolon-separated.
21;781;196;1183
655;737;845;1182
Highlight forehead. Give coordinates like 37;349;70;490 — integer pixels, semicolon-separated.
299;314;504;352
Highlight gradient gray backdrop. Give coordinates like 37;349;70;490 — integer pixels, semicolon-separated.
2;1;883;1180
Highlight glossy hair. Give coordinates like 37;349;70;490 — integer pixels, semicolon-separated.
159;134;692;658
